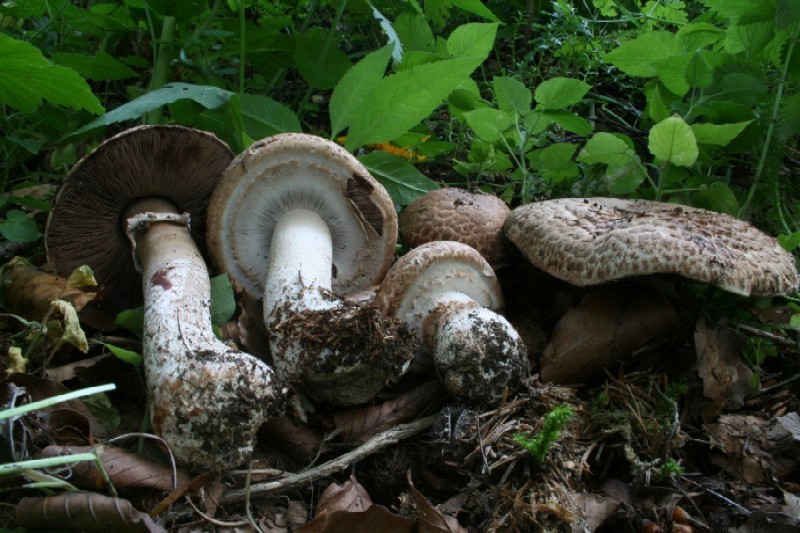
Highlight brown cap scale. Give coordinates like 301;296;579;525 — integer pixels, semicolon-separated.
504;197;800;296
46;126;277;470
207;133;414;405
376;241;529;404
399;188;515;265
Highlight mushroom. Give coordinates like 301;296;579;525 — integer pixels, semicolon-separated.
375;241;529;404
207;133;415;406
504;197;800;296
45;126;278;470
399;188;516;265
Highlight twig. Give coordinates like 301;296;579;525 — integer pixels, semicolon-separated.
221;415;437;504
679;476;752;517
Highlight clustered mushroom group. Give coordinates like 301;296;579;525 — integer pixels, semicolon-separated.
45;126;800;471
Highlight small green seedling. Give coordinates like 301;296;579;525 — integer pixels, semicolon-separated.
513;405;574;463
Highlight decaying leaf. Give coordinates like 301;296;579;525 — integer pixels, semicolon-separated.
296;477;415;533
694;319;753;421
335;381;443;444
572;492;620;532
48;299;89;354
16;492;166;532
258;417;324;464
540;286;680;384
409;474;466;533
7;258;98;321
39;445;190;493
7;346;28;373
704;412;800;483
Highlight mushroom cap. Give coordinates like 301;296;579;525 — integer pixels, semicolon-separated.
375;240;504;346
207;133;398;299
504;197;800;296
45;125;233;312
399;188;514;264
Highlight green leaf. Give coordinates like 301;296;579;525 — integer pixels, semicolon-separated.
240;93;301;139
723;22;775;56
210;274;236;329
778;231;800;252
684;52;713;89
393;11;435;52
0;34;103;114
526;143;580;184
330;46;393;138
677;22;725;51
648;115;698;167
651;54;691;96
690;121;752;146
778;93;800;141
144;0;208;22
450;0;501;22
493;76;531;115
344;23;498;151
295;28;352;90
116;307;144;337
534;78;591;110
701;0;776;24
693;182;739;215
464;108;513;143
605;160;648;194
776;0;800;30
70;83;234;137
104;343;143;365
604;31;683;78
52;52;137;81
0;210;40;243
644;81;675;122
358;151;439;207
541;110;593;136
577;132;633;165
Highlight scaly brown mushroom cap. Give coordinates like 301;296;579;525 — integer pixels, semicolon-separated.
399;188;514;264
504;197;800;296
45;125;232;311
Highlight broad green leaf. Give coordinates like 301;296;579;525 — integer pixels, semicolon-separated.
541;110;593;136
677;22;725;51
723;22;775;56
684;52;713;89
701;0;776;24
604;31;684;77
330;46;393;138
533;78;591;110
464;108;513;143
70;83;234;137
577;132;633;166
345;23;498;151
693;182;739;215
0;34;103;114
393;11;435;52
358;151;439;207
778;92;800;140
116;307;144;337
778;231;800;251
526;143;580;184
493;76;531;114
776;0;800;30
295;28;352;90
605;160;648;195
651;54;691;96
52;52;137;81
144;0;208;22
648;115;698;167
0;210;40;243
720;73;768;105
104;343;143;365
691;121;752;146
240;93;301;139
451;0;500;22
7;136;42;154
644;80;674;122
210;274;236;329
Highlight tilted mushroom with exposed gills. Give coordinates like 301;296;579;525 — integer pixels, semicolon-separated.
46;126;278;470
375;241;529;404
503;197;800;296
207;133;415;406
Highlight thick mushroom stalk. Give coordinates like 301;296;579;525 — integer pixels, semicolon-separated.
207;134;415;406
127;200;277;470
376;241;529;404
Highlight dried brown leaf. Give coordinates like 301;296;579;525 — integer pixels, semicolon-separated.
258;417;323;464
296;504;415;533
335;381;443;444
572;492;620;532
541;286;680;384
16;492;166;532
317;477;372;514
39;445;190;493
8;259;98;322
409;474;466;533
694;319;753;421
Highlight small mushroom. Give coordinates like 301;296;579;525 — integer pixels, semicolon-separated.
207;133;415;406
399;188;516;265
504;197;800;296
375;241;529;404
46;126;277;470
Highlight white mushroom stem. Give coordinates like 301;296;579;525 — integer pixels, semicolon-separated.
263;208;336;318
126;199;277;470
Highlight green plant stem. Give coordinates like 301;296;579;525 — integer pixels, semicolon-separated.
0;384;116;421
739;32;798;219
144;15;177;125
238;0;246;94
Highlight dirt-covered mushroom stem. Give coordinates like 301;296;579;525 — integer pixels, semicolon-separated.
126;200;277;469
376;241;529;404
